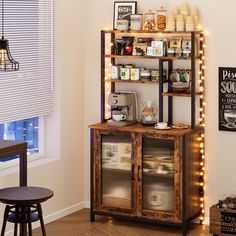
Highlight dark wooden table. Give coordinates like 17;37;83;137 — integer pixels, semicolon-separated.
0;140;27;186
0;140;28;235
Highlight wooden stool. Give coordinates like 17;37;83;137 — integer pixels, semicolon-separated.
0;186;53;236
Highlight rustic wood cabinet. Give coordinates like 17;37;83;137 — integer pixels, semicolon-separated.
89;123;203;234
89;30;205;235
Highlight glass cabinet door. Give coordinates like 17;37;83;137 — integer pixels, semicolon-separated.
101;134;132;210
142;138;175;213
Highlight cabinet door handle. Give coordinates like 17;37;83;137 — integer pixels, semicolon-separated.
138;165;141;182
131;164;135;181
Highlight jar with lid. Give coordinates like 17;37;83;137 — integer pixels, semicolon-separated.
156;6;167;31
191;8;199;30
116;19;129;31
185;16;194;32
140;101;157;125
166;14;175;32
143;10;155;31
140;69;150;81
176;14;185;32
130;14;143;31
143;179;174;211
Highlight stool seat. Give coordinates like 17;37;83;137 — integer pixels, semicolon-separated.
0;186;53;236
0;186;53;205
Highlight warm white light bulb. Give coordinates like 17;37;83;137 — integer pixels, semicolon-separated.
0;49;6;65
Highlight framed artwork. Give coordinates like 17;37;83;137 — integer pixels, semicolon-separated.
219;67;236;131
113;1;137;29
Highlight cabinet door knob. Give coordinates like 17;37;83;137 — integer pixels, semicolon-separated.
131;164;135;181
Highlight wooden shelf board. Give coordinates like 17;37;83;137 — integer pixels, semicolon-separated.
102;30;203;35
143;172;174;178
162;92;202;97
102;167;130;174
105;55;199;60
105;79;159;84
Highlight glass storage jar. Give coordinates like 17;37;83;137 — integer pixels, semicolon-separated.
143;10;155;31
156;6;167;31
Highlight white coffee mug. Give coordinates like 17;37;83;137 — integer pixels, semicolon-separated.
113;114;126;121
155;122;167;129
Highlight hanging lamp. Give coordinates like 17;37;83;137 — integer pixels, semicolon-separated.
0;0;19;71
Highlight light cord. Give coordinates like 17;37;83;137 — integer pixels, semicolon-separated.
1;0;4;39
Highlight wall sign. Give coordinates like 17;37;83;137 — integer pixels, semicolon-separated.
219;67;236;131
221;211;236;235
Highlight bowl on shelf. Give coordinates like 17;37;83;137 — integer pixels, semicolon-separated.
171;82;190;92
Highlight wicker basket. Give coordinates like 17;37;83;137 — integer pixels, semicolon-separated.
210;204;236;235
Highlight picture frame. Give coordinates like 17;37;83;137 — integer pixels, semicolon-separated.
113;1;137;29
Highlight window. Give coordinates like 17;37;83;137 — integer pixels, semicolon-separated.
0;117;39;162
0;0;54;164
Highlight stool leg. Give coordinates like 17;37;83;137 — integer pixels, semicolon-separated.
37;204;46;236
27;206;32;236
14;223;18;236
19;206;27;236
14;206;19;236
1;205;10;236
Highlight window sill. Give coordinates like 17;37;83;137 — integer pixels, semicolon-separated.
0;153;59;178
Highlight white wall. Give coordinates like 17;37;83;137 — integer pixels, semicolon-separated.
0;0;86;231
1;0;236;228
84;0;236;221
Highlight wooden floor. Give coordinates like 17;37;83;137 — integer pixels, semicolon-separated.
33;209;211;236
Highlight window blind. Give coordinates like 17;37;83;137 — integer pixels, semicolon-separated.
0;0;54;124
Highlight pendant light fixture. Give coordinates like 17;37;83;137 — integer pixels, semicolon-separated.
0;0;19;71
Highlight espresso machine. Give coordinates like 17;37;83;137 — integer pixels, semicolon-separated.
107;92;137;127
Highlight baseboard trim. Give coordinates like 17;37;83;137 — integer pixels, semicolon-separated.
5;201;88;236
83;200;90;208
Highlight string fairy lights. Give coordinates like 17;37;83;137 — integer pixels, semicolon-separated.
104;32;112;119
198;31;206;224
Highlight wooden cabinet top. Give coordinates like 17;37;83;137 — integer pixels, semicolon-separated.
89;122;203;136
102;30;203;35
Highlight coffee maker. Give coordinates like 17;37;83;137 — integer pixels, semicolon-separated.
107;92;137;127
